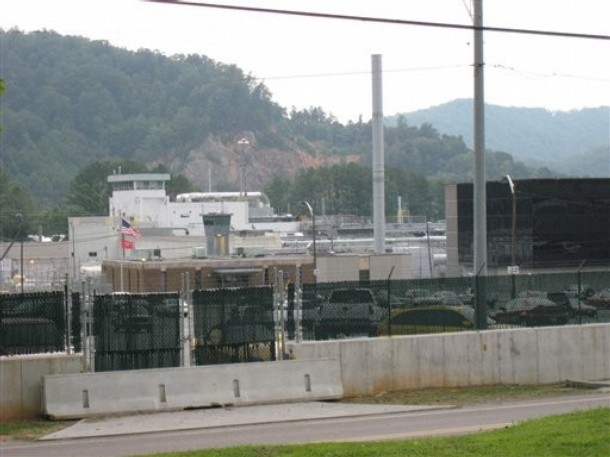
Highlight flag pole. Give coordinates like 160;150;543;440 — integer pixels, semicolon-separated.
120;217;124;291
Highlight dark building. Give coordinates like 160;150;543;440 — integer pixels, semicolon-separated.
446;178;610;275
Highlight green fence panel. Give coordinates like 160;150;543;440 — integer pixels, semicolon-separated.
192;286;274;365
93;293;181;372
0;291;66;355
71;291;82;353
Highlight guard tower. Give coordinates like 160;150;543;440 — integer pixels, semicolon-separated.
203;213;232;256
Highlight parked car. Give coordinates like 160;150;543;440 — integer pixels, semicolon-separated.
431;291;465;306
546;291;597;318
492;297;570;326
563;284;596;301
377;305;493;336
586;289;610;310
400;289;432;306
458;288;475;305
413;290;464;307
317;288;384;339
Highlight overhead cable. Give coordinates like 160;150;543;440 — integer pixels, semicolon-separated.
144;0;610;41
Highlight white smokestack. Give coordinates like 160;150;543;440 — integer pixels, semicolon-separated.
371;54;385;254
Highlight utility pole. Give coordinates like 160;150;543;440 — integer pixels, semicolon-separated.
473;0;488;329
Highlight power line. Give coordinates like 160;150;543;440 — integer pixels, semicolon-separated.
258;64;470;81
144;0;610;41
488;64;610;83
259;63;609;84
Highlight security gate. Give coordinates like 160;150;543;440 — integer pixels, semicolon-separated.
92;293;181;371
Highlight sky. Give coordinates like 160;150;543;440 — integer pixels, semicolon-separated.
1;0;609;123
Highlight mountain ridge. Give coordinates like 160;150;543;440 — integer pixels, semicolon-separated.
0;29;593;208
393;99;609;174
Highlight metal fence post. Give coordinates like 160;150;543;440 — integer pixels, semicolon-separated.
577;260;586;325
65;273;72;355
294;266;303;343
274;270;285;360
81;278;95;372
387;266;395;336
180;272;192;367
474;266;488;330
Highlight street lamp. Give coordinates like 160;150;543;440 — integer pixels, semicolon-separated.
502;175;517;268
502;175;517;299
16;213;24;294
301;201;317;283
236;138;250;197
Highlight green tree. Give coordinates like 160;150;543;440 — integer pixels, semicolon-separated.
68;161;199;215
263;176;293;215
150;164;197;200
36;207;71;237
67;160;147;215
0;167;36;240
265;163;446;220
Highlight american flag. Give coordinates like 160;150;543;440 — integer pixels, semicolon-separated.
121;218;142;239
121;238;135;250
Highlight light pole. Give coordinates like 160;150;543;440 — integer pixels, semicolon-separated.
236;138;250;197
16;213;24;294
503;175;517;298
302;201;317;284
503;175;517;268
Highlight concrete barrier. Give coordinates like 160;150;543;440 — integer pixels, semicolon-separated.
42;358;342;419
287;323;610;397
0;354;84;422
12;324;610;421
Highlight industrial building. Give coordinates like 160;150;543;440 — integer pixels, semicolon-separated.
445;178;610;276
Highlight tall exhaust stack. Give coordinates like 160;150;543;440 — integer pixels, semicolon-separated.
372;54;386;254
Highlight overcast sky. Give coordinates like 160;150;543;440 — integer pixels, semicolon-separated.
1;0;609;122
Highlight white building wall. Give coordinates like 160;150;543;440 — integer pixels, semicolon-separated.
316;254;412;282
109;190;170;227
108;178;296;235
69;216;119;260
317;256;360;282
369;254;411;281
127;236;206;260
168;200;249;235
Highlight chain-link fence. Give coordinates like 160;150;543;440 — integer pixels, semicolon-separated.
71;291;82;353
2;269;609;365
0;291;66;355
290;270;610;340
92;293;181;372
192;286;275;365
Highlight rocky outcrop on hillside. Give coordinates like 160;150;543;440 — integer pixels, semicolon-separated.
175;136;361;193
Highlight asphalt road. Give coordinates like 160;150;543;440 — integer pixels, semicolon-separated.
2;394;608;457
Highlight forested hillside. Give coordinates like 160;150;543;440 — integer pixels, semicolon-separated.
396;99;609;174
1;29;557;237
0;29;286;204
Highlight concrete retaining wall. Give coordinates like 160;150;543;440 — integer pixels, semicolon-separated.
288;324;610;397
7;324;609;421
43;358;342;419
0;355;84;422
